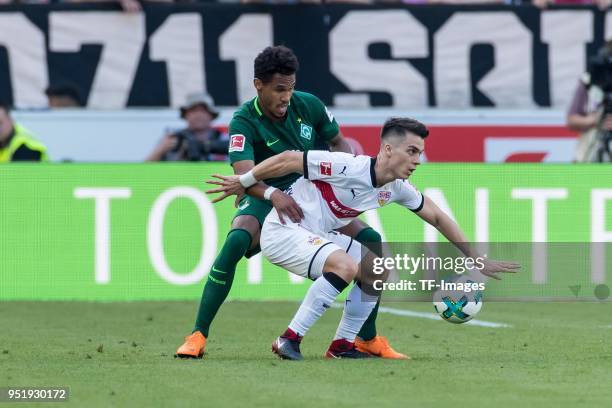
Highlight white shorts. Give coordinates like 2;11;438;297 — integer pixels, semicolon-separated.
260;219;363;280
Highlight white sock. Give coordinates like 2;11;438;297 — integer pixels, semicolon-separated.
333;284;378;342
289;275;340;337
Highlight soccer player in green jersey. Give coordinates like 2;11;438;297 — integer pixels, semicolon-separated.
176;46;406;359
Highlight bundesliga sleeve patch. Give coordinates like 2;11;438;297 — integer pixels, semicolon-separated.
319;161;332;176
229;134;245;152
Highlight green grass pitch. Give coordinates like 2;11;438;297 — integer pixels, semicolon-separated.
1;301;611;407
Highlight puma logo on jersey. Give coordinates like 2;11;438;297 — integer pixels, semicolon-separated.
339;166;347;176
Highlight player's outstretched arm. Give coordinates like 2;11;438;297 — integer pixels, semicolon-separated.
208;151;304;198
249;150;304;180
207;151;305;223
415;195;520;280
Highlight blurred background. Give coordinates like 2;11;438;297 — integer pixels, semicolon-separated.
1;2;611;301
1;1;609;163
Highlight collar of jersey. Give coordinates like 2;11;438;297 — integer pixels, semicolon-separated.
253;97;264;117
253;96;291;121
370;157;377;187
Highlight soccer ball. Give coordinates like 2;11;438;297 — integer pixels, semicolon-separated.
432;278;483;324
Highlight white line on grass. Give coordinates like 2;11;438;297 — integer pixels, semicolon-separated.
331;303;512;328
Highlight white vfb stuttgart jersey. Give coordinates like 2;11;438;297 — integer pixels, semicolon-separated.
268;150;424;233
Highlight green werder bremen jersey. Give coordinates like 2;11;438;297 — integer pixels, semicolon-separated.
228;91;340;190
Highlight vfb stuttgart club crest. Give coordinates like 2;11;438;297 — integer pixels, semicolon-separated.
377;191;392;206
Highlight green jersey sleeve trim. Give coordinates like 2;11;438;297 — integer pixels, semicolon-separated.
253;97;263;116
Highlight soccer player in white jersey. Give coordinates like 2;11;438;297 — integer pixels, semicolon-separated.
208;117;519;360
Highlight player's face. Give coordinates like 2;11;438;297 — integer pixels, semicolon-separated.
390;133;424;179
184;105;213;132
255;74;296;119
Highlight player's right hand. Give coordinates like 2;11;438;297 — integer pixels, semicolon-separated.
270;190;304;224
477;258;521;280
206;174;245;203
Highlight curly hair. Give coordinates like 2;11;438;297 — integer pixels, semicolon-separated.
254;46;299;83
381;117;429;140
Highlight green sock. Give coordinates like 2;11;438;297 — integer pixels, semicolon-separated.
354;227;382;341
358;300;380;341
194;229;252;337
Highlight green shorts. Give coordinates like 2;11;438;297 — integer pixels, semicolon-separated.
232;195;273;258
233;195;273;226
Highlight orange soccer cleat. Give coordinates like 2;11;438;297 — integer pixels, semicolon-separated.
175;331;207;359
354;336;409;360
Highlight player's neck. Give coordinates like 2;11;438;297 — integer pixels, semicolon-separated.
256;97;286;123
264;111;286;123
373;153;395;187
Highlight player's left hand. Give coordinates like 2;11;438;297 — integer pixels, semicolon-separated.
269;190;304;224
206;174;245;203
477;258;521;280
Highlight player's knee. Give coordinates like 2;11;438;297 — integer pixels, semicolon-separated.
224;228;253;254
340;261;359;281
356;227;382;244
325;253;358;282
231;215;260;247
355;227;383;257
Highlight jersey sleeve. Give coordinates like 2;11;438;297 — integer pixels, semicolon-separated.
394;180;424;212
306;93;340;142
228;116;255;164
303;150;356;182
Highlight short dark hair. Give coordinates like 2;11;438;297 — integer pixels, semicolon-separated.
254;46;299;83
381;117;429;141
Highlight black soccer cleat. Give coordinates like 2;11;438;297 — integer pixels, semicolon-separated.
272;336;303;361
272;328;304;361
325;339;374;359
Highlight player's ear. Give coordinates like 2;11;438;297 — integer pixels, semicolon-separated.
384;142;393;157
254;78;263;91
